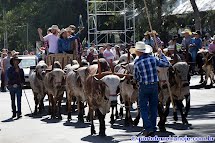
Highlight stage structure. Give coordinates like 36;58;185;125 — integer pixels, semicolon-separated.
87;0;136;47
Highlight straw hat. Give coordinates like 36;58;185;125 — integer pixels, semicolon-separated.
50;25;59;30
181;29;192;35
10;55;22;66
150;30;158;36
66;25;76;32
144;31;150;36
129;41;153;54
59;28;67;36
11;50;20;56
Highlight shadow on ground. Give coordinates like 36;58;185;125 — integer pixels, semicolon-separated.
81;135;119;143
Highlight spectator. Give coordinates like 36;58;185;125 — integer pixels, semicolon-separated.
143;31;155;48
86;48;95;65
3;51;12;86
150;30;163;51
1;52;8;92
103;44;115;71
208;35;215;54
38;25;60;54
87;43;98;56
7;56;25;119
190;30;202;63
181;29;192;50
98;47;104;58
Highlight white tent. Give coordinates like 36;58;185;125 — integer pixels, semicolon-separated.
171;0;215;15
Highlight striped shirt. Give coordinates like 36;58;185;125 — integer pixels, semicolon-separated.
134;54;170;84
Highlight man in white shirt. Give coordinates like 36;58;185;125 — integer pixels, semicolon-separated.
103;44;115;71
38;25;60;54
87;43;98;57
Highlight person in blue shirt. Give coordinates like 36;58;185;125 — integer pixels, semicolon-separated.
133;41;170;137
7;56;25;119
142;31;155;48
189;30;202;62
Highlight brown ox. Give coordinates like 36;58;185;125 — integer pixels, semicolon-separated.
85;74;125;136
202;53;215;86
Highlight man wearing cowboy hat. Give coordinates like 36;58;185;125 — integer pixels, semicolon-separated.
142;31;155;48
7;56;25;119
181;29;192;50
38;25;60;54
133;41;170;136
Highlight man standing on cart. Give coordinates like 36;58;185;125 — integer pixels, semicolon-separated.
38;25;60;54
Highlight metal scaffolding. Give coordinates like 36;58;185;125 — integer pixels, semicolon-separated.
87;0;136;47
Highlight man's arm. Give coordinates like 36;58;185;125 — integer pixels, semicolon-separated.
38;28;45;41
156;49;170;67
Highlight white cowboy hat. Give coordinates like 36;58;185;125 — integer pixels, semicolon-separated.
211;35;215;41
50;25;59;30
129;41;153;54
181;29;192;35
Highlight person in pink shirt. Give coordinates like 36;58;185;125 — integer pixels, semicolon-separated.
103;44;115;71
208;35;215;54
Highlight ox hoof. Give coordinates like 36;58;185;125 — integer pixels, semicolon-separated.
91;130;96;135
115;114;119;119
51;116;56;119
133;119;139;126
173;112;178;121
110;115;115;125
182;118;188;125
58;116;62;120
159;126;166;132
78;118;84;123
99;131;106;137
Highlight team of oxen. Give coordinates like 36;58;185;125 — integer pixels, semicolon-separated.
28;50;214;136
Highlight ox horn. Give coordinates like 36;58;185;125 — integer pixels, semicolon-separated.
94;76;104;84
120;76;126;82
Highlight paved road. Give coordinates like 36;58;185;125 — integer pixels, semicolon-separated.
0;75;215;143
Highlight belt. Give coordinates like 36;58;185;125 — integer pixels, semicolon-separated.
142;82;158;85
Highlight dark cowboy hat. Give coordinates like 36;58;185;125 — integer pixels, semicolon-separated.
10;56;22;66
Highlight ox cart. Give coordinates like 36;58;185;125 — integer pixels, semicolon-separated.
46;54;74;69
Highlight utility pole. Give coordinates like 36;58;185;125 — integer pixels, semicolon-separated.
2;4;8;49
26;23;29;51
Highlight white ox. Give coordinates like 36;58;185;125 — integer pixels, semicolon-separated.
44;67;65;119
29;61;48;114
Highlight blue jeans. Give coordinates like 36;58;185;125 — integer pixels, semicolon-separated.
8;86;22;114
138;83;158;132
190;50;197;63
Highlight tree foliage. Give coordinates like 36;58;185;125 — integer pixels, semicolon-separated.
0;0;87;51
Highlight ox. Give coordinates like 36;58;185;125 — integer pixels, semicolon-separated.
202;53;215;86
114;62;140;126
86;74;125;136
157;62;190;131
29;61;48;114
44;63;65;119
